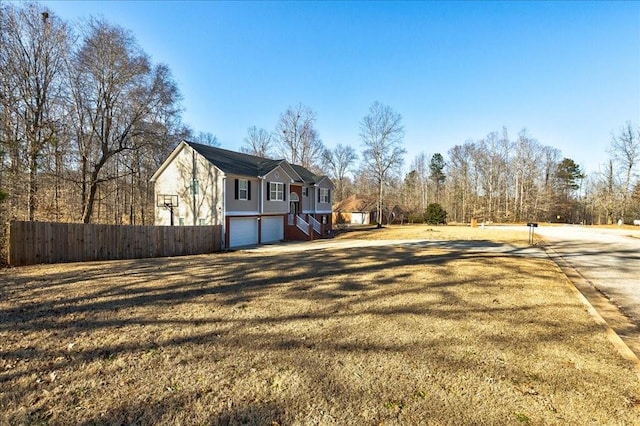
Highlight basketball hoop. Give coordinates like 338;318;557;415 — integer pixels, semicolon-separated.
157;194;178;226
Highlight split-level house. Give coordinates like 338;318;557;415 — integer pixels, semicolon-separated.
150;141;334;248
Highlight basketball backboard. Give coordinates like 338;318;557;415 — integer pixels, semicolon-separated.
157;194;178;208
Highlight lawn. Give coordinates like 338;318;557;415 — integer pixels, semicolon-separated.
1;225;639;425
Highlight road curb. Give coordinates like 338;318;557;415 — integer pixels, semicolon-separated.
541;244;640;380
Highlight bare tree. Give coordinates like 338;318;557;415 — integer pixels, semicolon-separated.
442;129;564;224
196;131;220;147
402;166;425;221
594;160;618;224
0;3;70;220
447;143;475;222
322;144;358;202
540;145;562;219
242;126;273;158
70;19;180;223
359;101;405;228
275;104;324;169
412;153;429;211
610;122;640;221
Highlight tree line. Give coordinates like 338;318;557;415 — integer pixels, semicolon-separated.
244;103;640;228
2;3;639;262
0;3;191;229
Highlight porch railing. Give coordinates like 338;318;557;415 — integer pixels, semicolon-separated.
308;215;322;235
296;215;310;236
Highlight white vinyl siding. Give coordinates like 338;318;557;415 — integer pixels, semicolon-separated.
152;144;224;226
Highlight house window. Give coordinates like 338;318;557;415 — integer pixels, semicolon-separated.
302;187;308;197
235;179;251;200
319;188;330;203
199;218;206;226
179;217;185;226
238;179;248;200
269;182;284;201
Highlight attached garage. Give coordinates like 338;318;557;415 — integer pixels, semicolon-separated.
261;216;284;243
229;217;259;248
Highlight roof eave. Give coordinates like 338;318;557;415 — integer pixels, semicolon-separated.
149;140;189;182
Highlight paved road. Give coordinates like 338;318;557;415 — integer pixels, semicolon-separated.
534;225;640;324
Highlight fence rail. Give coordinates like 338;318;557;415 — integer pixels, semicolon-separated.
8;221;222;266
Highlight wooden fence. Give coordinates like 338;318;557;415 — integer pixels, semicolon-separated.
8;221;222;266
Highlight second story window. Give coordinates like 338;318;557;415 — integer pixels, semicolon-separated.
319;188;330;203
235;179;251;200
238;179;248;200
269;182;284;201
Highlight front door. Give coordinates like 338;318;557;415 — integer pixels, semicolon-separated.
290;201;299;215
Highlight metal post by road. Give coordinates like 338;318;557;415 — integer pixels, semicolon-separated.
527;222;538;245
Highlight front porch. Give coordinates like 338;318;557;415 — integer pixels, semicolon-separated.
285;213;332;242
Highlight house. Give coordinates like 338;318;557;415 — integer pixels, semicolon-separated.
332;195;375;225
150;141;334;248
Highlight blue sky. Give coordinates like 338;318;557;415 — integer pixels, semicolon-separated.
47;1;639;175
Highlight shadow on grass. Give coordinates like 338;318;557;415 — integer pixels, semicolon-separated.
0;240;546;330
1;238;635;424
73;392;285;426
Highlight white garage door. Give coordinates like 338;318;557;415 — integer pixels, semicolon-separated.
229;217;259;248
351;213;366;225
262;216;284;243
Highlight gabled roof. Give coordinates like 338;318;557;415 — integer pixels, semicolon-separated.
333;195;376;212
290;164;333;187
186;141;283;177
187;141;337;186
151;139;333;185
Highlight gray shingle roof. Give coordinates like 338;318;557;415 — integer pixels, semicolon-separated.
186;141;283;177
185;141;329;185
290;164;322;184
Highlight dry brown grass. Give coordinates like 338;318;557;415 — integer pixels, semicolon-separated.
1;224;639;425
334;223;529;242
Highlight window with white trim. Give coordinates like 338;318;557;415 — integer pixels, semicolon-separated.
238;179;248;200
269;182;284;201
320;188;330;203
302;187;308;197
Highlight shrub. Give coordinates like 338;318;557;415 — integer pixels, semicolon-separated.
408;213;425;224
425;203;447;225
